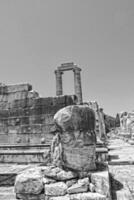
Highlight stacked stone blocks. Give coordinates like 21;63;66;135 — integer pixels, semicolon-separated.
0;83;76;145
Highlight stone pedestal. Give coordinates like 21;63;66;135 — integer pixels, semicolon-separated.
53;105;96;172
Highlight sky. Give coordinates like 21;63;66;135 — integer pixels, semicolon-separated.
0;0;134;116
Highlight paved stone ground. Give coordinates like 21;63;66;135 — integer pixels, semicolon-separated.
108;137;134;200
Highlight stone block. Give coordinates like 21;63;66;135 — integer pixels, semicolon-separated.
53;105;96;171
9;108;24;117
44;166;78;181
16;193;45;200
91;171;111;199
19;124;42;134
0;125;8;134
0;101;8;110
28;91;39;98
62;145;96;171
0;85;7;95
15;167;44;194
29;115;44;124
48;195;70;200
6;83;32;93
9;99;28;109
43;114;54;124
0;95;8;102
7;91;28;102
67;178;89;194
0;109;9;118
70;192;106;200
8;126;19;134
45;182;67;196
66;179;77;188
89;183;95;192
54;105;96;132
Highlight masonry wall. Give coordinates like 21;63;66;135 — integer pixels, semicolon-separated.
0;83;76;145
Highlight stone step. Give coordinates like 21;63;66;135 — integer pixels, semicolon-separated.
0;143;50;150
0;164;38;186
0;149;49;164
0;143;108;164
0;187;16;200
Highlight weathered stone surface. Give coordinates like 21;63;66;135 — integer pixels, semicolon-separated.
87;101;106;141
91;171;111;199
67;178;89;194
43;177;56;184
89;183;95;192
115;189;134;200
15;168;43;194
66;179;77;188
48;195;70;200
45;182;67;196
54;105;95;132
44;166;78;181
16;193;45;200
53;105;96;171
70;192;106;200
0;187;16;200
0;83;32;94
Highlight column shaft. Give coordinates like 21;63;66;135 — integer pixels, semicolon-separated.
74;69;83;104
55;70;63;96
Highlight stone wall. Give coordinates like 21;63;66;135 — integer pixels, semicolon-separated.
15;166;111;200
86;101;106;142
0;83;76;145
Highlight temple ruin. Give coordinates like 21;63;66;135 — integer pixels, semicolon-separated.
1;63;131;200
55;63;83;104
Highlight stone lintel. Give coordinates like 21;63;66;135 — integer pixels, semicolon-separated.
57;63;81;72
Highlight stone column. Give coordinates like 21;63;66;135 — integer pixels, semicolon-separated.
74;68;83;104
55;70;63;96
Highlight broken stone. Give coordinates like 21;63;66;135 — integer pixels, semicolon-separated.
15;168;43;194
91;171;111;199
44;166;78;181
54;105;96;132
45;182;67;196
67;178;89;194
66;179;77;188
89;183;96;192
53;105;96;171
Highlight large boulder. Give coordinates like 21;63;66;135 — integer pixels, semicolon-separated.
52;105;96;172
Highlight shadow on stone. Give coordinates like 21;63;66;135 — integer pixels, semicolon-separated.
109;173;124;200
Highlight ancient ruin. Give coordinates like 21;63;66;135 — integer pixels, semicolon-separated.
55;63;83;104
15;104;111;200
0;63;133;200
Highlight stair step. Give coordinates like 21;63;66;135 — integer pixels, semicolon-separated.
0;149;49;164
0;164;38;186
0;187;16;200
0;143;50;150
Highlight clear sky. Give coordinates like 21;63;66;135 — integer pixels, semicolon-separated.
0;0;134;116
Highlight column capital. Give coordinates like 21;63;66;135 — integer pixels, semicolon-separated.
73;66;81;73
54;70;64;75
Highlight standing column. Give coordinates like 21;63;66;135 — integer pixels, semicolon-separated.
74;68;83;104
55;70;63;96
